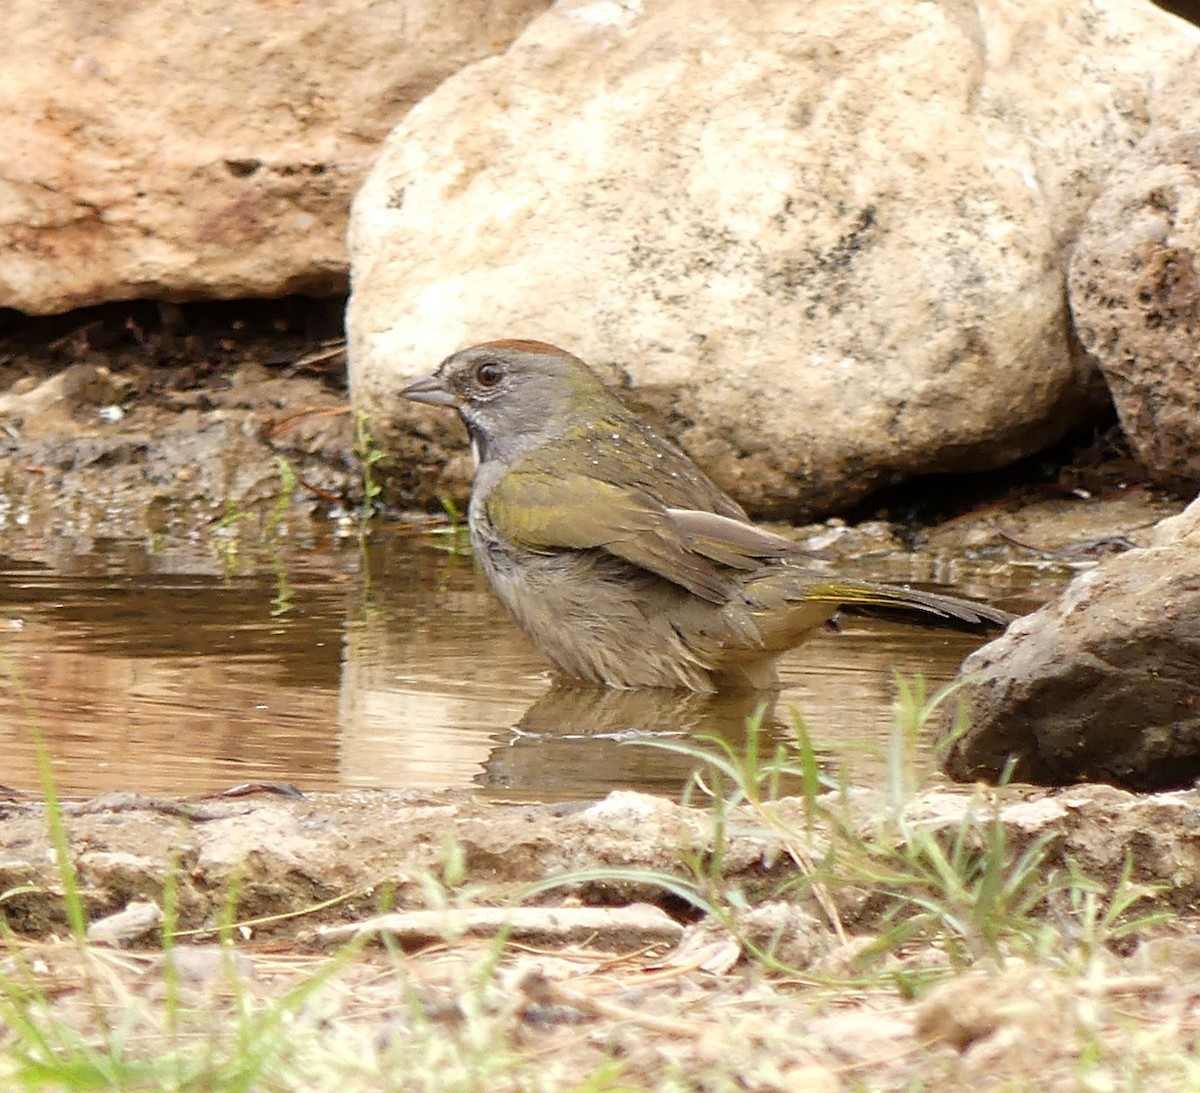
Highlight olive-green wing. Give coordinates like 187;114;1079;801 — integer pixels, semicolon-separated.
484;471;747;603
484;472;1014;629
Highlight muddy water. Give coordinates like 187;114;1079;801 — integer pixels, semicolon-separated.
0;531;1057;802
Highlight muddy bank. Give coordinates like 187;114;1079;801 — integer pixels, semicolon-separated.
7;781;1200;1088
3;784;1198;940
0;298;359;542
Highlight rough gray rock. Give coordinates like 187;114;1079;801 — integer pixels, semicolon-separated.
1069;70;1200;495
942;498;1200;790
348;0;1199;517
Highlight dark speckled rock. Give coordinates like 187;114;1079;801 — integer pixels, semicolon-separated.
942;497;1200;790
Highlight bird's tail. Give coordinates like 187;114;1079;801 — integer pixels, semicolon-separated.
742;569;1016;649
792;577;1015;628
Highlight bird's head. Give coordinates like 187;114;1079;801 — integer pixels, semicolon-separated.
402;339;622;464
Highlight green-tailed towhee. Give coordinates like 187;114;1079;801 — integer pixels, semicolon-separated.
403;340;1014;691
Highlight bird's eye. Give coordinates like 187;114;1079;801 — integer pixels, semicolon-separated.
472;362;501;386
475;361;504;388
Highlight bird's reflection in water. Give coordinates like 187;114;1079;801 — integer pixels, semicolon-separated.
477;683;804;799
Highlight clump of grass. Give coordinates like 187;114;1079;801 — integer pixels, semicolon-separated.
533;675;1168;983
410;496;472;560
353;411;386;541
438;496;464;531
264;455;299;540
209;499;255;572
209;454;301;589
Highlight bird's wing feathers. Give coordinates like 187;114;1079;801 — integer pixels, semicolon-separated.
485;473;1014;629
664;508;806;568
484;472;787;603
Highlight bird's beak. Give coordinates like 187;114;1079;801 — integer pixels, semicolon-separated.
401;371;459;408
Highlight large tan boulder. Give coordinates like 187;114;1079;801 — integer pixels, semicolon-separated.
0;0;551;315
348;0;1199;517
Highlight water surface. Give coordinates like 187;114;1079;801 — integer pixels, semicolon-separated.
0;531;1059;801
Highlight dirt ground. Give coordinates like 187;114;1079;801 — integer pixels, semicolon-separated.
3;782;1198;940
3;298;1200;1089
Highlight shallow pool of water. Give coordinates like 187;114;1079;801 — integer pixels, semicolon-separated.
0;530;1061;801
